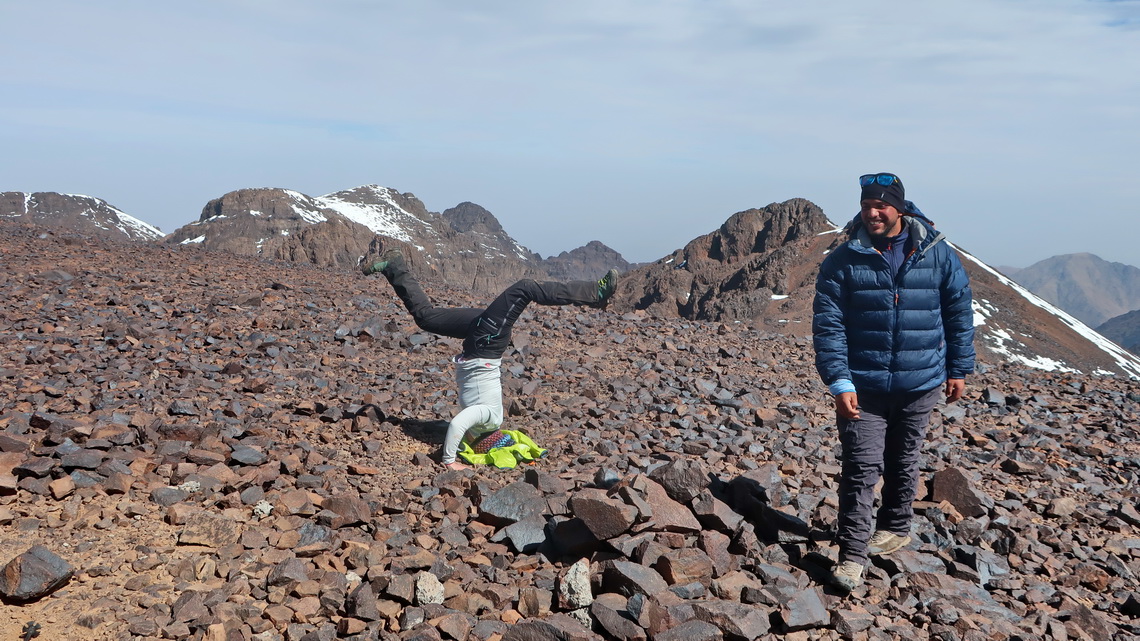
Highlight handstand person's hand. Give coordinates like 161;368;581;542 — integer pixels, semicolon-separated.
445;461;472;471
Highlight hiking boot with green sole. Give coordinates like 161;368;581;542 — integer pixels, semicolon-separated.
361;248;404;276
597;268;619;304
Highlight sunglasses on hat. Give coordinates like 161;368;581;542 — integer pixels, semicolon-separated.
859;173;900;187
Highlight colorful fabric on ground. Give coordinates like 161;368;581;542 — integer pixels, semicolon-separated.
471;429;515;453
458;429;546;468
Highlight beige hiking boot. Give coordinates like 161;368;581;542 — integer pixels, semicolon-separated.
867;530;911;556
830;561;865;592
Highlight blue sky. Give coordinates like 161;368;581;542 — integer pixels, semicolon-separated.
3;1;1139;268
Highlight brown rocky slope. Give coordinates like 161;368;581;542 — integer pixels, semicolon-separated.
1;222;1139;640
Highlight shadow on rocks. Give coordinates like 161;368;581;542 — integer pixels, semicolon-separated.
390;417;450;446
724;473;847;595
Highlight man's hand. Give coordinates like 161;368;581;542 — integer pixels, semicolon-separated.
944;378;965;403
835;392;860;420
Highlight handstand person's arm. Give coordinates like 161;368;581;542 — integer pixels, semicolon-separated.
441;405;501;468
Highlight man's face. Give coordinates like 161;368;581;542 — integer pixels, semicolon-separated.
860;199;904;238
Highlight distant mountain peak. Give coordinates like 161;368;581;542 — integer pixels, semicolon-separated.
443;202;505;235
542;240;636;281
441;202;538;264
162;185;551;292
0;191;163;241
316;186;434;246
1097;309;1140;357
325;184;416;206
1008;252;1140;326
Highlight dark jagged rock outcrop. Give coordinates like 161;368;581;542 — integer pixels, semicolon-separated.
0;191;163;241
442;202;533;257
267;217;380;271
612;199;835;326
434;201;548;293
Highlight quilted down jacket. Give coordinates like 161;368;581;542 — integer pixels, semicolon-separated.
813;209;975;394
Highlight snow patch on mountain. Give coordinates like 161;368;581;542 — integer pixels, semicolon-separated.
958;246;1140;378
62;195;160;238
285;190;328;225
111;208;164;239
973;298;1079;373
316;186;431;250
22;192;165;240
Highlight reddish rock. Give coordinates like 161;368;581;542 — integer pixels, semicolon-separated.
570;491;639;540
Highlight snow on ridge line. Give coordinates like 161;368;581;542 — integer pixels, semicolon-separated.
315;193;428;244
278;190;327;224
973;298;1078;374
955;244;1140;378
102;203;163;238
113;211;163;238
513;241;535;261
59;193;164;239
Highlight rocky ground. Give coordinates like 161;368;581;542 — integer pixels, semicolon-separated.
1;222;1138;641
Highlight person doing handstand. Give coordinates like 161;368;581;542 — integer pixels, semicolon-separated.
362;248;619;470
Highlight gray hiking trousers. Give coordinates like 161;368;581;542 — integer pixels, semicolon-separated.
835;386;941;564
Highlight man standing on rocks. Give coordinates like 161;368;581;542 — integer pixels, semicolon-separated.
812;172;975;591
361;248;619;470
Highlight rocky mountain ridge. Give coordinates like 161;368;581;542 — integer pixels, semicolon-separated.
161;185;629;295
0;192;163;242
0;222;1138;640
613;198;834;325
161;186;549;295
1;186;626;296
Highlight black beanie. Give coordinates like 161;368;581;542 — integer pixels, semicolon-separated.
860;174;906;213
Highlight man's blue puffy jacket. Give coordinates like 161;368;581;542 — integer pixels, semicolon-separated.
813;210;976;394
